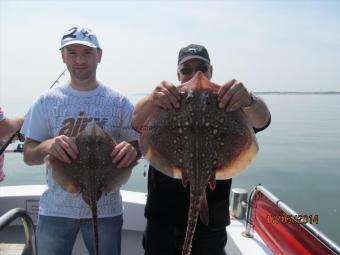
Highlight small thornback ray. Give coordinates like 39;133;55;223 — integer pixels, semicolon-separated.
47;124;136;255
139;72;258;255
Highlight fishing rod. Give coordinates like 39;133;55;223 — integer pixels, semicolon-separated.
0;132;24;155
0;68;68;154
50;68;67;88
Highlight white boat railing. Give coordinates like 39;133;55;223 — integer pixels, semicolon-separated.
0;208;37;255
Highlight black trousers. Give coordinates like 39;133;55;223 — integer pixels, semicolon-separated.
142;220;228;255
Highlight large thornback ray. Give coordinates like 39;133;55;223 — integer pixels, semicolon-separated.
46;124;135;255
139;72;258;255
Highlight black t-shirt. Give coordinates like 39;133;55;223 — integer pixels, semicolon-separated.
145;167;232;229
144;117;271;230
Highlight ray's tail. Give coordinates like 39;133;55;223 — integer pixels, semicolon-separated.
91;201;99;255
88;164;99;255
182;191;203;255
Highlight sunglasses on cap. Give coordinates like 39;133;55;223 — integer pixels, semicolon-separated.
179;65;209;75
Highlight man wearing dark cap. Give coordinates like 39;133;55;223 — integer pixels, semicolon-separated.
132;44;271;255
21;27;139;255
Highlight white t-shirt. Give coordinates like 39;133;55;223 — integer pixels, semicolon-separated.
21;84;139;219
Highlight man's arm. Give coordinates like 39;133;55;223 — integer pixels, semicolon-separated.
132;81;180;132
23;138;52;165
132;96;156;132
218;79;271;129
0;117;24;138
23;136;78;166
241;95;271;130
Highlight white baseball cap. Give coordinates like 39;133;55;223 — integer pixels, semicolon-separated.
60;27;101;49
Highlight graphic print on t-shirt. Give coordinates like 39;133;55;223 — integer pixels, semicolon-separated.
59;111;110;137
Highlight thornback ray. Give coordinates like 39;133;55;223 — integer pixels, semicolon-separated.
139;72;258;255
46;123;136;255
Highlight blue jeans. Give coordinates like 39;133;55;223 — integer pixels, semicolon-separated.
36;214;123;255
142;220;227;255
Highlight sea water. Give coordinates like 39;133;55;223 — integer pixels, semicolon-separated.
1;94;339;245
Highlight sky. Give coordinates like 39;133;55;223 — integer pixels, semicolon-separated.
1;0;340;116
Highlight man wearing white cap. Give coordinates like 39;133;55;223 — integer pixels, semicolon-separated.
21;27;139;255
132;44;271;255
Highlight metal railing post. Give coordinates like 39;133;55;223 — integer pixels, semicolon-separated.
0;208;37;255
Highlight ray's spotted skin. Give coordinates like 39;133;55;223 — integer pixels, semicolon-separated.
139;72;258;255
47;124;136;255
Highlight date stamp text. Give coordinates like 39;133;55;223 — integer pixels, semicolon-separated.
267;214;319;225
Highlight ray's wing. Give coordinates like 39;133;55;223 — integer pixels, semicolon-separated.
45;155;81;193
102;163;135;193
207;109;258;179
139;108;187;178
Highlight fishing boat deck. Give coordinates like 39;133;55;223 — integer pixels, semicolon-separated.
0;185;274;255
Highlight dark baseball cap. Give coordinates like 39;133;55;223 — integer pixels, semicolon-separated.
178;44;210;65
